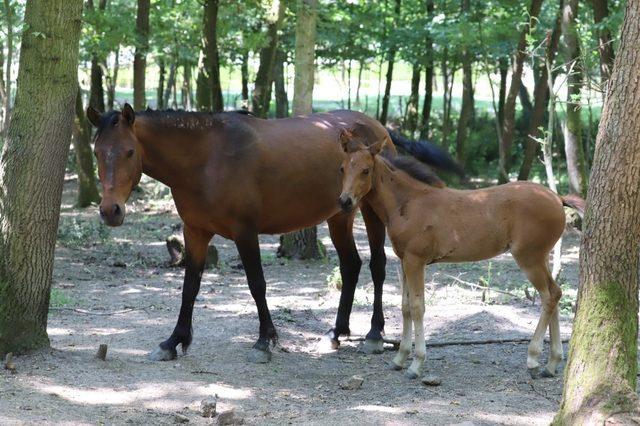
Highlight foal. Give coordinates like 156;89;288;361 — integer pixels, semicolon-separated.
338;132;582;379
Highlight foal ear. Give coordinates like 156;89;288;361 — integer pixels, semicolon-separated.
86;106;102;128
368;140;385;156
122;103;136;126
339;128;354;152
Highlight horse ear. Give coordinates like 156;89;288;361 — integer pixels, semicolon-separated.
339;128;353;152
86;106;102;128
122;103;135;126
368;140;385;156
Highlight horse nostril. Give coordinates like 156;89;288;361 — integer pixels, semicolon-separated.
340;197;353;211
114;204;122;216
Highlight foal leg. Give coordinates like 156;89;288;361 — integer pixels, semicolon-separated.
403;255;426;379
235;229;278;363
319;212;362;350
150;225;212;361
516;255;562;378
389;266;412;370
360;202;387;354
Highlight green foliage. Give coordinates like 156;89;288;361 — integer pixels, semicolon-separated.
57;217;111;247
50;288;74;308
326;265;342;290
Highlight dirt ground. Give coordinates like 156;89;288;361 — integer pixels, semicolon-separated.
0;176;582;425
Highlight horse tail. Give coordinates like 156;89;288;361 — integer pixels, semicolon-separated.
387;130;466;178
560;194;586;219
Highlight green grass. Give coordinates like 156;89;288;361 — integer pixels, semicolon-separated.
50;288;74;308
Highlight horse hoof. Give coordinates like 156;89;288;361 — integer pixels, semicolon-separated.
528;366;555;379
358;339;384;355
148;346;177;361
247;348;272;364
316;334;339;353
405;369;420;380
387;360;403;371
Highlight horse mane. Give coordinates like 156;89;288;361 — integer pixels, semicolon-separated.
382;155;445;188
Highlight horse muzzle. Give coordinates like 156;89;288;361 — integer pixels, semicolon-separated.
99;202;126;227
339;194;356;213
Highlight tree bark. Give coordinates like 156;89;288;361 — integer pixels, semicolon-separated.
157;58;166;109
518;2;562;181
274;49;288;118
554;2;640;422
241;50;249;106
497;57;508;128
195;0;223;112
73;85;100;207
405;64;421;135
498;0;544;183
106;47;119;111
561;0;588;195
252;0;286;117
181;63;192;110
380;0;401;126
420;0;435;139
163;60;176;109
3;0;13;129
133;0;150;110
455;0;474;165
279;0;323;260
0;0;83;355
591;0;615;87
87;0;107;113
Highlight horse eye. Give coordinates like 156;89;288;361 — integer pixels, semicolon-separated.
126;149;134;158
339;166;344;173
363;169;370;175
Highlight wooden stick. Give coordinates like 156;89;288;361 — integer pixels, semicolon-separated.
347;335;570;349
96;344;108;361
4;352;15;371
442;274;525;299
50;305;155;316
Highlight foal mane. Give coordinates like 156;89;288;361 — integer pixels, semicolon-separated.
381;155;445;188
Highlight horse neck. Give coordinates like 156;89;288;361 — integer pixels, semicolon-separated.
364;156;431;226
134;117;206;188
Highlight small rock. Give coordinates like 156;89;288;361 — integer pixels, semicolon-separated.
217;409;244;425
200;396;217;418
340;375;364;390
113;261;127;268
173;413;189;424
421;374;442;386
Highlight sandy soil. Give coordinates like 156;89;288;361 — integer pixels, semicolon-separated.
0;176;582;425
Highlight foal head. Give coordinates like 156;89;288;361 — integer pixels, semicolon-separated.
87;103;143;227
338;130;384;213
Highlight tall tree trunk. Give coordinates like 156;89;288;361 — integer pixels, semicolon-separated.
405;64;421;135
497;57;508;128
380;0;401;126
0;39;7;129
195;0;223;112
87;0;107;113
133;0;150;110
554;2;640;422
519;2;562;181
163;60;177;109
355;60;364;105
279;0;324;260
252;0;286;117
0;0;83;355
73;85;100;207
562;0;588;195
420;0;435;139
274;49;288;118
182;63;192;110
455;0;474;166
241;50;249;106
157;58;166;109
3;0;13;129
498;0;544;183
106;47;119;111
591;0;615;87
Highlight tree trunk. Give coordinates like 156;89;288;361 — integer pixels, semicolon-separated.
355;60;364;105
3;0;13;129
519;2;562;181
274;49;288;118
181;63;192;110
498;0;544;183
133;0;150;110
106;47;119;111
252;0;286;117
379;0;401;126
279;0;323;260
195;0;223;112
157;58;166;109
420;0;435;139
562;0;588;195
73;85;100;207
455;4;474;166
591;0;615;87
497;57;508;128
405;64;421;135
554;2;640;422
87;0;107;113
0;0;83;355
163;60;176;109
241;50;249;106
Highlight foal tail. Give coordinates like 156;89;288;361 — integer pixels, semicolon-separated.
387;130;466;179
560;194;586;219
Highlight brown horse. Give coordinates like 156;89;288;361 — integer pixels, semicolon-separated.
337;131;584;379
87;104;416;363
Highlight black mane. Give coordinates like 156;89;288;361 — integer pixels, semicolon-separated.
383;155;444;188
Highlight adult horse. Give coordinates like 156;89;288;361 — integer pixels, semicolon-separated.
87;104;458;363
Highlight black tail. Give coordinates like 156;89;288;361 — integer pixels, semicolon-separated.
387;130;465;178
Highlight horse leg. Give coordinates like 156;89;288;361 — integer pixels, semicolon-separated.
150;225;212;361
318;212;362;351
389;266;412;370
515;254;562;378
403;255;426;379
234;229;277;363
360;202;387;354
